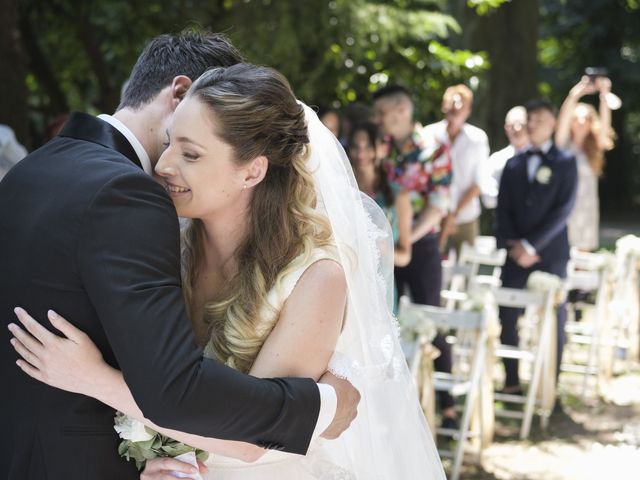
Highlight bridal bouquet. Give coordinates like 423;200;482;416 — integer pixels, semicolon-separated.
114;412;209;476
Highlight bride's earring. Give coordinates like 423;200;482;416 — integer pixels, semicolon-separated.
243;184;248;191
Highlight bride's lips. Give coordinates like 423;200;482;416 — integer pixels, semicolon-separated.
164;181;191;197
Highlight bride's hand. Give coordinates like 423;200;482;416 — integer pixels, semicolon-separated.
8;307;108;396
140;458;208;480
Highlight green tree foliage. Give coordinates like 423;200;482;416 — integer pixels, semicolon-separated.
18;0;486;144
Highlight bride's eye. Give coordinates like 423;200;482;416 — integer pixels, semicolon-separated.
162;131;170;148
182;151;200;161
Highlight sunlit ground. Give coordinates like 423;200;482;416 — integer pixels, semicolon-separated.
459;370;640;480
454;213;640;479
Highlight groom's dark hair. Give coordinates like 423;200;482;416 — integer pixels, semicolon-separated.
524;98;558;117
117;30;243;110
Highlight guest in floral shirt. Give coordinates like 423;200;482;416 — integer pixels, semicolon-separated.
373;85;457;430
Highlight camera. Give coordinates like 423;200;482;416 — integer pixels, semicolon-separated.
584;67;608;82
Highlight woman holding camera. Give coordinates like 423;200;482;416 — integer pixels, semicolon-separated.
556;75;616;251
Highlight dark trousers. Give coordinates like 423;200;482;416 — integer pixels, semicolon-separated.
500;258;568;387
395;234;454;410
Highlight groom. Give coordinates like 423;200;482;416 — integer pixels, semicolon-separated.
0;31;359;479
496;98;578;394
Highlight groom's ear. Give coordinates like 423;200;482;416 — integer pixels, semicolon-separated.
244;156;269;188
169;75;193;111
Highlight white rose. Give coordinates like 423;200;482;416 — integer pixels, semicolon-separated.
535;165;552;184
114;412;155;442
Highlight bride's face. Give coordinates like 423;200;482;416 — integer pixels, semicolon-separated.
154;97;248;219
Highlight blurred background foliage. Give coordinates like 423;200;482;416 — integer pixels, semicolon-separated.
1;0;638;211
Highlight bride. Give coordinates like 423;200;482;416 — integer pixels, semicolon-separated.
9;64;446;479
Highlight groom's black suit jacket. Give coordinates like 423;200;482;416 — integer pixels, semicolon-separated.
0;113;320;479
496;144;578;284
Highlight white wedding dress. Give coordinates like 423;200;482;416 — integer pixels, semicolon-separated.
200;104;446;479
202;247;351;479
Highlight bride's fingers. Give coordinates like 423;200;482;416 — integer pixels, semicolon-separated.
15;358;44;383
7;322;44;356
48;310;86;344
142;474;187;480
143;457;199;475
13;307;57;345
10;337;42;369
197;460;209;474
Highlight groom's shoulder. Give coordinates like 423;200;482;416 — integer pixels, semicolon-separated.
49;136;162;194
503;151;525;172
549;145;577;174
18;136;169;216
553;146;576;164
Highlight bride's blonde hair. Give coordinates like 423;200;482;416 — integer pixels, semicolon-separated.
182;64;333;373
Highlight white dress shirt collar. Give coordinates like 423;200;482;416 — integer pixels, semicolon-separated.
528;139;553;155
97;114;152;175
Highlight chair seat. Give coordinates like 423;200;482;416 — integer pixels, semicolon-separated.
441;290;468;302
436;427;480;439
470;275;501;288
494;392;526;404
565;333;598;344
494;344;535;361
560;364;599;374
495;410;525;420
432;373;473;397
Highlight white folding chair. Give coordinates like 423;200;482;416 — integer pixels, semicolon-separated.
562;248;612;398
441;263;474;311
398;297;488;480
606;238;640;373
458;241;507;290
492;282;558;439
440;241;506;311
474;235;497;254
399;308;439;432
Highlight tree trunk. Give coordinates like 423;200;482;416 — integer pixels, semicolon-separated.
19;13;69;117
451;0;539;151
0;0;30;147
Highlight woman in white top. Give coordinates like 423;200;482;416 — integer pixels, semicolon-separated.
556;75;616;251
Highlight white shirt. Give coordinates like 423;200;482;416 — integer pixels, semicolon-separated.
482;144;518;209
97;114;153;175
0;125;28;181
96;114;337;444
526;139;553;182
422;120;489;224
521;140;553;256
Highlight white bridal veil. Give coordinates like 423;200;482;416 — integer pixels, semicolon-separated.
300;104;446;479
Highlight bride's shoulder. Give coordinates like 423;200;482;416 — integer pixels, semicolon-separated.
294;245;343;283
270;245;344;307
297;253;345;289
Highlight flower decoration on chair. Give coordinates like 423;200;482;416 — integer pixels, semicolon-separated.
615;234;640;256
527;271;564;304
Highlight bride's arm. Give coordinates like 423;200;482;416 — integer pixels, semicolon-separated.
9;259;346;461
9;308;265;462
249;259;346;380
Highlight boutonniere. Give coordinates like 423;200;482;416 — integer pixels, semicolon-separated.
535;165;552;184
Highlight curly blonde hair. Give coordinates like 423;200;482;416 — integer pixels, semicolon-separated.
181;64;333;373
572;102;616;177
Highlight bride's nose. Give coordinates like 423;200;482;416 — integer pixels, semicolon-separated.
155;154;177;178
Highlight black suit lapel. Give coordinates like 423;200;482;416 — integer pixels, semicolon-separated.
514;153;532;198
544;144;559;166
58;112;144;170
